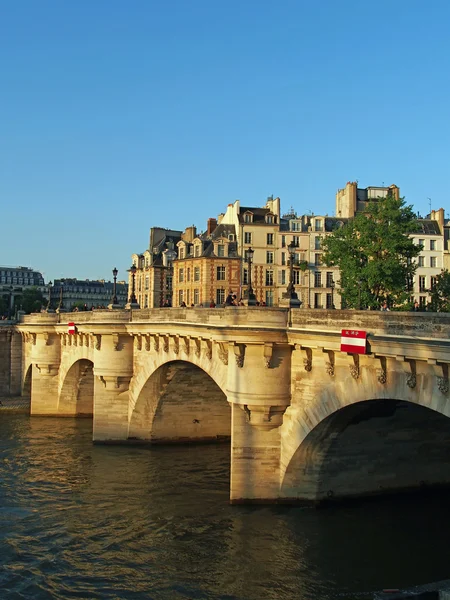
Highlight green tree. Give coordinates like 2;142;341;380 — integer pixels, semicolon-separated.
18;287;46;314
0;295;9;317
427;270;450;312
321;194;421;309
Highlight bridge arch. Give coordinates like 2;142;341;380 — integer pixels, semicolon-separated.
58;358;94;417
129;359;230;443
281;367;450;503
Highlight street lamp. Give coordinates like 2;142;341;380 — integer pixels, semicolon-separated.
47;281;52;309
129;264;137;304
7;286;13;320
112;267;118;305
330;278;335;309
56;281;65;312
283;241;302;308
244;247;257;306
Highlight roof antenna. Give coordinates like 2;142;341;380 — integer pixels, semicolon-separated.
427;198;432;214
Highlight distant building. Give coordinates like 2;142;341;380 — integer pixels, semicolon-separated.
51;279;128;310
219;197;281;305
131;227;184;308
412;209;445;307
279;212;342;309
0;266;45;289
336;181;400;219
173;221;241;307
0;266;46;317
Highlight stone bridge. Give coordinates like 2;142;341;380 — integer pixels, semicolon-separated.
7;308;450;504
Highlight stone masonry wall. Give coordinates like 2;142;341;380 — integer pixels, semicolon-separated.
151;363;230;442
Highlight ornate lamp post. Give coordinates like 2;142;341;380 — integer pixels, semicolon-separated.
244;247;257;306
125;264;140;309
112;267;118;305
330;278;335;309
56;281;66;313
129;264;137;303
281;242;301;308
7;285;13;320
44;281;55;313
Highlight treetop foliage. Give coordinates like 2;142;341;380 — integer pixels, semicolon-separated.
321;194;421;309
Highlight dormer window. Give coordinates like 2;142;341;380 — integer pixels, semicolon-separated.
194;245;201;257
244;212;253;223
217;244;225;257
228;233;235;242
266;214;276;224
179;247;185;259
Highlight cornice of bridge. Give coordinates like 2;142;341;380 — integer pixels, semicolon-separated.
14;308;450;363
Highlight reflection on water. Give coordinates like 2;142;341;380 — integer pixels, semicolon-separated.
0;415;449;600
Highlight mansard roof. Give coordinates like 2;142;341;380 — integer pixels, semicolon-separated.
238;206;275;224
415;219;442;236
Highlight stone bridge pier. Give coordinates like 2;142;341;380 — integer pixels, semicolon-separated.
13;308;450;505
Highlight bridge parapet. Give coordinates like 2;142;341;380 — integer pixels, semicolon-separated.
20;307;290;329
290;309;450;339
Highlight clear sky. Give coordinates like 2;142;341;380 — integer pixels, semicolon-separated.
1;0;449;283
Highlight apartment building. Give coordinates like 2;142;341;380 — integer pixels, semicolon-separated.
131;227;183;308
172;222;241;306
219;197;281;305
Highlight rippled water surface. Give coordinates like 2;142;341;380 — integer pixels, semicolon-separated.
1;415;449;600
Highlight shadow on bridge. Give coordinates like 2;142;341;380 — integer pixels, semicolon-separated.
281;398;450;504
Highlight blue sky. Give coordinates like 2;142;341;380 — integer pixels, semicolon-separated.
1;0;449;282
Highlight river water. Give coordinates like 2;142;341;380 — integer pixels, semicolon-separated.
0;415;449;600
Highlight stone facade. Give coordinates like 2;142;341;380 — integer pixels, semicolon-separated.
4;308;450;505
51;278;128;310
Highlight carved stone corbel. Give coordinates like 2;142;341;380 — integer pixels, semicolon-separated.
437;363;449;394
98;375;131;390
94;335;101;351
194;338;201;358
31;333;37;345
162;335;169;353
84;334;89;347
112;333;120;351
204;339;212;360
172;336;179;355
73;334;78;347
182;336;190;355
376;356;387;384
349;354;360;380
324;349;335;376
233;343;245;368
302;347;312;372
152;334;159;352
437;377;449;394
263;343;273;369
35;363;59;376
42;332;50;346
217;342;228;365
242;404;287;430
135;335;142;351
406;373;416;389
61;334;67;347
144;335;150;351
396;356;416;389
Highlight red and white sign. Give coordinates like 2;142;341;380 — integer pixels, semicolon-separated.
340;329;367;354
68;322;76;335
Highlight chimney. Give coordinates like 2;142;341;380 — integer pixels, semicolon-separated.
182;225;197;243
207;218;217;236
